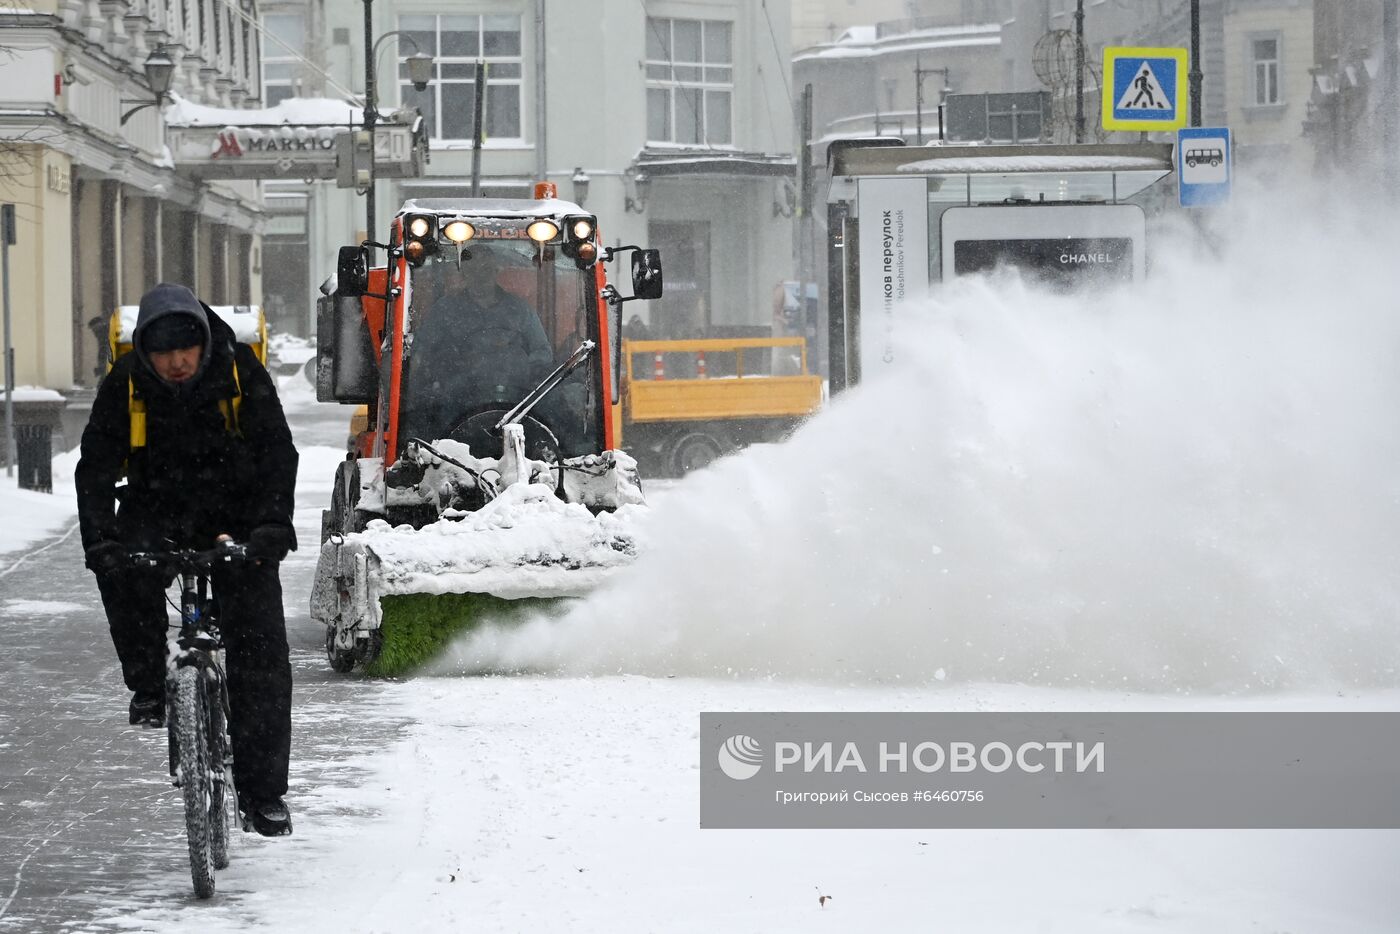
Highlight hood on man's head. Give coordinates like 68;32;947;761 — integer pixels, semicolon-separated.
132;283;213;378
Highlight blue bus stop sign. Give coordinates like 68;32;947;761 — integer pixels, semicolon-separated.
1177;127;1231;207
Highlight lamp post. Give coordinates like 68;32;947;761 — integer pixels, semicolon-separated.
362;1;433;242
1075;0;1086;142
120;48;176;126
914;57;951;145
1189;0;1203;127
1384;0;1398;197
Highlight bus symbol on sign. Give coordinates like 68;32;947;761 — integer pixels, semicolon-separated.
1184;148;1222;168
1177;127;1231;206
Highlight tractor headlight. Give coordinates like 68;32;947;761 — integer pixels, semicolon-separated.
561;214;599;265
527;220;560;243
402;214;437;266
443;221;475;243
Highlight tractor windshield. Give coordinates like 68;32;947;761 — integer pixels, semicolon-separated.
399;240;601;458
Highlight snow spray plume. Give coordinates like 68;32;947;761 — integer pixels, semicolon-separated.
435;176;1400;691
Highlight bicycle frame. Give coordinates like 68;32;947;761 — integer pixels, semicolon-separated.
167;565;230;782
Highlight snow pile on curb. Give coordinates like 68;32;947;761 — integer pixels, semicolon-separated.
0;446;80;565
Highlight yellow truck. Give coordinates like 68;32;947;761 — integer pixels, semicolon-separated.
109;304;268;367
619;336;823;475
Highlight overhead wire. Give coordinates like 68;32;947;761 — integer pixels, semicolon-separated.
755;0;793;148
638;0;713;149
212;0;363;104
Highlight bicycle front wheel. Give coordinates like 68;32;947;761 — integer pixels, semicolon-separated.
173;665;216;898
208;676;234;870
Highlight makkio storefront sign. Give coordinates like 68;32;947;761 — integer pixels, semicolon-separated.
166;122;426;181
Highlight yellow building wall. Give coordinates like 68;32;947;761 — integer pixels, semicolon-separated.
196;218;214;300
0;146;74;389
73;173;105;385
119;189;147;307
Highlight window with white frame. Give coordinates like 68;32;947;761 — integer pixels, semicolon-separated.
262;13;305;106
645;17;733;146
398;14;523;142
1252;36;1280;106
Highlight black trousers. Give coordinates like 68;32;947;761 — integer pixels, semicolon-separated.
95;561;293;802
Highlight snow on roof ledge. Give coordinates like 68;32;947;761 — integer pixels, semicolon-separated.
898;154;1171;174
163;92;374;128
3;386;65;403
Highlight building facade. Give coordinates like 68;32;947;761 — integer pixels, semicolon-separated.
263;1;796;341
0;1;265;402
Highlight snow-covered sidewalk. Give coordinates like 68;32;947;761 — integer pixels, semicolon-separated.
0;446;80;570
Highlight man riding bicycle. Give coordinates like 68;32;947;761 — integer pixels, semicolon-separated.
75;283;299;837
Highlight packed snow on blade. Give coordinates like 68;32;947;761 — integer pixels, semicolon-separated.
312;435;645;676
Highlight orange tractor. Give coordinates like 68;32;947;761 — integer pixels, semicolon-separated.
311;183;662;674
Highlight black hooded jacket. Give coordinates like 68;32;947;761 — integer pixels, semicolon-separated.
75;302;299;552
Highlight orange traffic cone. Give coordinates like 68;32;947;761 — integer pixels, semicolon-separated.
696;351;708;379
653;352;665;380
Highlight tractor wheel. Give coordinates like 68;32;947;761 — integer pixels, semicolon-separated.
327;459;364;541
326;629;356;673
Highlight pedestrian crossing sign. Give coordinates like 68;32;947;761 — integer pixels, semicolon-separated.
1102;47;1188;132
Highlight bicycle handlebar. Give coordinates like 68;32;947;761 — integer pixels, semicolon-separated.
128;542;251;571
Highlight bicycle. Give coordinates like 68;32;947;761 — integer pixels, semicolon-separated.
129;541;247;899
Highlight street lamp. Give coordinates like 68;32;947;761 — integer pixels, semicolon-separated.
570;167;591;206
362;0;435;242
120;48;176;126
624;168;650;213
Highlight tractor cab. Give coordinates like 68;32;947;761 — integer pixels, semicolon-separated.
318;187;663;470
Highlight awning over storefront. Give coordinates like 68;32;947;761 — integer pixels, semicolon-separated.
633;149;796;178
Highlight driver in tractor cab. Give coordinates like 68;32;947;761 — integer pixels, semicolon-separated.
405;247;555;445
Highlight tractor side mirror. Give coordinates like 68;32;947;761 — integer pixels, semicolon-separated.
316;293;379;404
336;245;371;297
630;249;663;301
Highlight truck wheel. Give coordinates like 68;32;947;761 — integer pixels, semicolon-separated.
670;431;727;475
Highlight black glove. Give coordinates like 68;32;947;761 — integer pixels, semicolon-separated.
246;524;295;563
84;540;129;574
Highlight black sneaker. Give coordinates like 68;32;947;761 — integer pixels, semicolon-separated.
241;797;293;837
128;691;164;728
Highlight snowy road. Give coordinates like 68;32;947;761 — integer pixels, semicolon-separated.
6;210;1400;934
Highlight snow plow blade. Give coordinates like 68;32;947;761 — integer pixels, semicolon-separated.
311;439;644;676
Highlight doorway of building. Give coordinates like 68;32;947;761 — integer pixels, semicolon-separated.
646;221;711;339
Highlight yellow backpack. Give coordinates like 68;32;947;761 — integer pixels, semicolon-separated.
127;360;243;449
